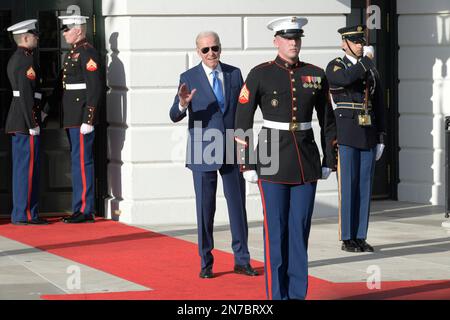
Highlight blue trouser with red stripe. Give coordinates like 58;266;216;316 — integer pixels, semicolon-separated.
11;133;40;223
258;180;317;300
67;128;95;215
338;145;376;240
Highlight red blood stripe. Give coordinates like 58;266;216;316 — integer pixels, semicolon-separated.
258;180;272;300
79;133;87;213
26;136;34;221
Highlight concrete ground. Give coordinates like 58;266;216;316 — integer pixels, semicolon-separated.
0;200;449;299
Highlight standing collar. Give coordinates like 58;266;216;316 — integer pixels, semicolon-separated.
275;55;301;69
18;46;33;56
72;38;88;49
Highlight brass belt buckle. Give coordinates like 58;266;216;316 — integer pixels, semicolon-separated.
358;113;372;126
289;122;299;131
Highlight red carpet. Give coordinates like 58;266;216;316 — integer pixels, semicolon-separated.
0;218;449;300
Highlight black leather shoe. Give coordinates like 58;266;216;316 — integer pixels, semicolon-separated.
199;268;214;279
234;264;259;276
341;240;363;252
63;212;95;224
28;218;49;225
355;239;374;252
12;221;28;226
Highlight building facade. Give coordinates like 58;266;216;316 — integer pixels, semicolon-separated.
0;0;449;225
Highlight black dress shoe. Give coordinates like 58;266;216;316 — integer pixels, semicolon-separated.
199;268;214;279
355;239;374;252
234;264;259;276
12;221;28;226
28;218;49;225
341;240;363;252
63;212;95;224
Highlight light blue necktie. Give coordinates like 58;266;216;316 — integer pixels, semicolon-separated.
212;70;225;113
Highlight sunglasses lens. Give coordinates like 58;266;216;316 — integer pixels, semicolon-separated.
201;46;220;54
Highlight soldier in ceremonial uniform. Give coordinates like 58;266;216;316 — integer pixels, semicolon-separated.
45;14;101;223
325;25;386;252
5;19;48;225
234;17;337;300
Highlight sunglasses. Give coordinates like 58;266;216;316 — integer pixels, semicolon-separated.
200;45;220;54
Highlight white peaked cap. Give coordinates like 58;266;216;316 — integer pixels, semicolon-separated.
58;15;89;26
7;19;38;35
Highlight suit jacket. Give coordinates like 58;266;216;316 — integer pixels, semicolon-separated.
170;62;244;172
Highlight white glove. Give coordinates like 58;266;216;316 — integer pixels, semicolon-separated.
41;111;48;122
363;45;375;58
321;167;332;179
29;126;40;136
243;170;258;184
80;123;94;135
375;144;385;161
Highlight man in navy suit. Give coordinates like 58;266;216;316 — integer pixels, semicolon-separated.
170;31;258;279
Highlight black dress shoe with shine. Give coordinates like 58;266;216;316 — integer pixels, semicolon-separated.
12;221;28;226
341;240;363;252
199;268;214;279
234;264;259;276
355;239;374;252
62;212;95;224
28;218;49;225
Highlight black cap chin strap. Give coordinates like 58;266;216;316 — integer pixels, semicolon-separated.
345;39;362;59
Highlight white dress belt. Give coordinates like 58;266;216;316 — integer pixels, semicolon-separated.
65;83;87;90
12;91;42;100
263;119;312;131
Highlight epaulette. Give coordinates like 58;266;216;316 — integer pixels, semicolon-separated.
252;60;274;71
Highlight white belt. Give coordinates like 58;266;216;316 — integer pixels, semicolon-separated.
65;83;87;90
263;119;312;131
12;91;42;100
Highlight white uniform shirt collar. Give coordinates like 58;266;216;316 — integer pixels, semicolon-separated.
345;54;358;65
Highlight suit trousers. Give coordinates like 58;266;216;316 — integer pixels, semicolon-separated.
192;164;250;270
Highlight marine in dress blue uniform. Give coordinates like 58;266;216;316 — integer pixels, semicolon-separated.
325;25;386;252
5;19;48;225
234;17;337;300
46;14;102;223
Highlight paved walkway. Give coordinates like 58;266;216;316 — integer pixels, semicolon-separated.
0;201;449;299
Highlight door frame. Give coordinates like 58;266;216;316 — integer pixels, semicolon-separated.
0;0;108;217
348;0;399;200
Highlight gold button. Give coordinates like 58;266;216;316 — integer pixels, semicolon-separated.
65;62;68;65
293;88;296;92
70;50;74;53
76;98;80;101
63;75;66;78
293;107;297;111
291;78;295;82
68;56;71;59
293;97;297;101
290;71;294;75
293;117;297;121
64;69;67;71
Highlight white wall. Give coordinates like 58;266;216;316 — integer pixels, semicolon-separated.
397;0;450;204
102;0;350;224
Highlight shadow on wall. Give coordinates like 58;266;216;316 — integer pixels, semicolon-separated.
106;32;128;221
